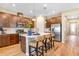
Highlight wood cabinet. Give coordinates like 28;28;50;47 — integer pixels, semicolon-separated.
2;35;10;46
0;35;2;47
0;33;19;48
46;21;51;28
20;36;26;53
0;12;34;28
0;12;10;27
10;34;19;45
46;16;61;28
9;15;18;28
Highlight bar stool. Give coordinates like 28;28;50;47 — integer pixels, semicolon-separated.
44;34;52;53
50;33;55;47
29;36;45;56
51;33;58;47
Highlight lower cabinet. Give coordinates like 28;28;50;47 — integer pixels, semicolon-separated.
20;36;26;53
0;33;19;48
2;35;10;46
0;36;2;47
10;34;19;45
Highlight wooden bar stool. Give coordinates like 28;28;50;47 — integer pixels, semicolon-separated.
29;36;45;56
50;33;58;47
44;34;52;53
50;33;55;47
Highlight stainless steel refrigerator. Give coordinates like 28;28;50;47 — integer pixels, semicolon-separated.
51;24;61;41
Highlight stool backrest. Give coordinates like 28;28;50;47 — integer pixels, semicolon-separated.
37;35;45;42
44;34;51;39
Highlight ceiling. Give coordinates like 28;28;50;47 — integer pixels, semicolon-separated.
0;3;79;17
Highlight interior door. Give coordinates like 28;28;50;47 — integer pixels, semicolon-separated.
69;22;77;35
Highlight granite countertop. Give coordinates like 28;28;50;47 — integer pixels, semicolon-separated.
20;32;54;37
0;32;17;35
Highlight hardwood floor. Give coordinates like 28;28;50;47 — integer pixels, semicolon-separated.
0;42;62;56
0;35;79;56
0;44;25;56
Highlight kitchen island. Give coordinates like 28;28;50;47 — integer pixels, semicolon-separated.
20;33;55;56
0;33;19;48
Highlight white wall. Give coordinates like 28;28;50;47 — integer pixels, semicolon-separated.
61;14;67;43
36;15;45;34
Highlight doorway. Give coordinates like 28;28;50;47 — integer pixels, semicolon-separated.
69;22;77;35
65;22;78;46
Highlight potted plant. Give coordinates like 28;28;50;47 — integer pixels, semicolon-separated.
27;22;32;36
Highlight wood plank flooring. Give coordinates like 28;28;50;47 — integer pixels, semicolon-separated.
0;35;79;56
0;42;62;56
0;44;25;56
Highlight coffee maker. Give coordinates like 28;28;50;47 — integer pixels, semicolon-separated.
0;27;4;34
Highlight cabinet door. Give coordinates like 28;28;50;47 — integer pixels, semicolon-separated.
0;35;2;47
5;35;10;46
9;15;18;28
1;35;10;46
46;21;51;28
0;35;10;47
0;13;10;27
10;34;19;45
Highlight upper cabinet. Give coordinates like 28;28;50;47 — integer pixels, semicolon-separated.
0;12;34;28
0;12;10;27
46;16;61;28
9;15;18;28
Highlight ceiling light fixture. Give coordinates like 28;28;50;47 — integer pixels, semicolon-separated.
43;4;47;7
30;10;33;13
52;10;56;14
12;3;16;7
43;4;47;9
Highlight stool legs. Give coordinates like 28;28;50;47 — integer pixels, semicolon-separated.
35;47;38;56
36;42;38;56
50;37;53;49
29;46;31;56
45;38;47;53
42;46;44;56
53;40;54;47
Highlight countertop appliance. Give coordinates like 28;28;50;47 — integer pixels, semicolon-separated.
0;27;5;34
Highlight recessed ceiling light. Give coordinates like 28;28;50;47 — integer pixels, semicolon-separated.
43;4;47;7
12;3;16;7
30;10;33;13
52;10;56;14
43;4;47;9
